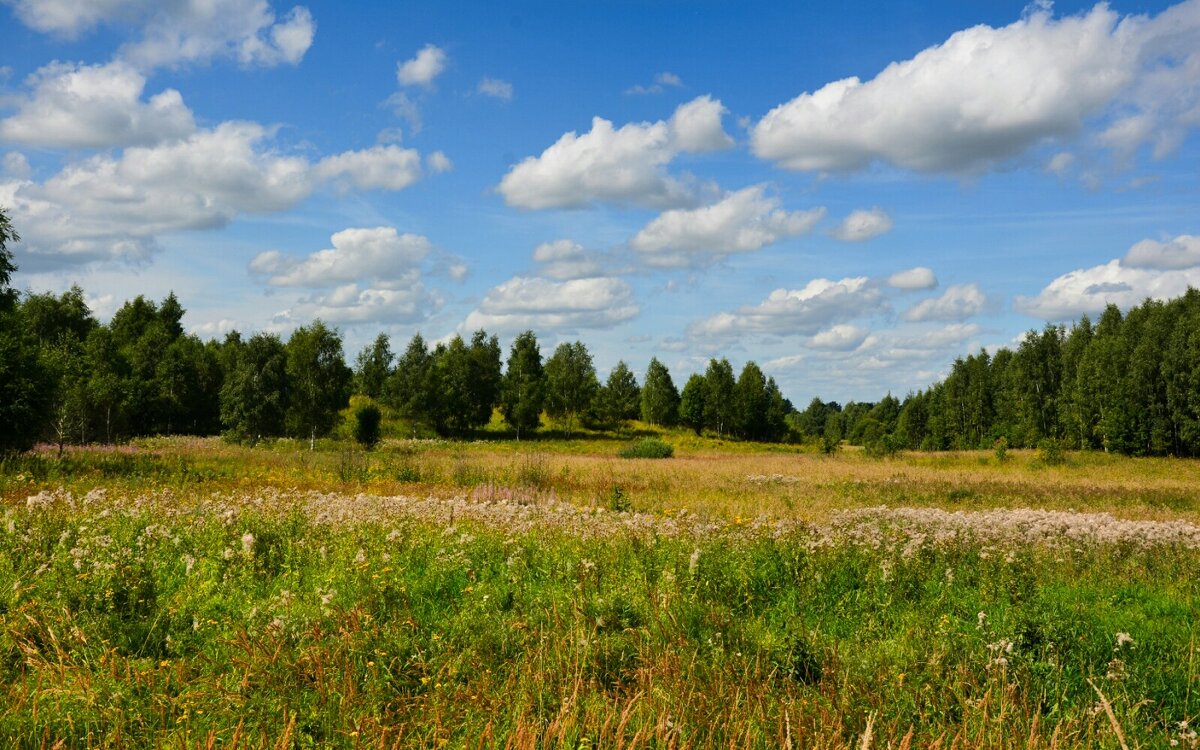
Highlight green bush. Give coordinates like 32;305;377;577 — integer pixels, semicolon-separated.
352;403;382;449
617;438;674;459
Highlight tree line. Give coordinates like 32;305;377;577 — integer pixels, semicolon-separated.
792;289;1200;457
0;209;794;451
5;206;1200;457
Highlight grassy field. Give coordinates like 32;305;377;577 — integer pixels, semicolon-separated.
2;432;1199;748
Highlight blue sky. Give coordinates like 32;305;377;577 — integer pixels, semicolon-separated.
3;0;1199;404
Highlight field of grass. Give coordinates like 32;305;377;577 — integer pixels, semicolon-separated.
2;433;1199;748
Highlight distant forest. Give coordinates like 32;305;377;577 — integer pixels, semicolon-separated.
3;207;1200;457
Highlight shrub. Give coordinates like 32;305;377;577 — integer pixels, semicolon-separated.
352;403;382;449
618;438;673;459
1038;438;1066;466
993;436;1009;462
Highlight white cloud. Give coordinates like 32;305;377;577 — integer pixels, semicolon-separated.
751;3;1200;173
689;277;886;339
887;266;937;290
314;145;422;191
132;2;314;69
1016;258;1200;320
630;185;825;268
282;283;442;326
463;276;638;332
2;152;31;179
1045;151;1076;175
0;61;196;148
249;227;431;287
831;207;893;242
497;95;732;209
531;239;604;280
626;71;684;95
1121;234;1200;270
2;122;423;267
477;77;513;100
3;1;315;69
397;44;446;87
384;91;422;135
426;150;453;173
809;324;869;351
903;283;986;322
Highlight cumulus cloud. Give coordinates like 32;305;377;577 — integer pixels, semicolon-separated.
0;61;196;148
397;44;446;87
497;95;733;209
2;152;31;179
887;266;937;290
751;2;1200;173
626;71;684;95
630;185;825;268
425;151;453;174
6;0;314;69
1;122;423;267
1016;258;1200;320
280;283;442;326
809;324;869;351
831;207;893;242
689;277;886;339
902;283;986;322
477;77;513;100
1121;234;1200;270
531;240;604;280
249;227;431;287
463;276;638;332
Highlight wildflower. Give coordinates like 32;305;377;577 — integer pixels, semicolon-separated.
1114;632;1135;649
354;548;367;565
240;532;255;555
688;548;701;576
182;554;195;575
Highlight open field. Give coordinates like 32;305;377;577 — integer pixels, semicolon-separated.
2;436;1200;748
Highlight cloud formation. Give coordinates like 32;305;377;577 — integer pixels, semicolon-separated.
477;77;513;100
497;95;732;209
1017;253;1200;320
902;283;986;322
531;240;604;280
831;207;893;242
5;0;315;69
0;61;196;148
751;3;1200;173
887;266;937;290
689;277;886;339
1121;234;1200;270
630;185;824;268
397;44;447;87
463;276;638;332
2;123;423;267
249;227;432;287
626;71;684;95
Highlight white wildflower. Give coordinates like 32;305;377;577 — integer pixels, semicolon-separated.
241;532;255;555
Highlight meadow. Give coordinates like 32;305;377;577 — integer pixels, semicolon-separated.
2;432;1199;748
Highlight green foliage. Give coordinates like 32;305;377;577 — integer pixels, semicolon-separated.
499;330;545;439
640;357;679;426
594;360;640;432
544;341;598;436
679;373;707;435
286;320;353;448
1038;437;1067;466
703;358;736;437
220;333;288;444
352;402;382;449
353;333;393;399
617;438;674;459
993;436;1009;462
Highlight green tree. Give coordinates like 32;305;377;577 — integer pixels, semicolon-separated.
0;209;54;453
733;361;769;440
286;320;352;449
386;333;436;436
354;334;393;399
679;373;707;435
353;402;383;449
499;330;545;440
703;358;736;438
596;360;640;433
640;357;679;426
220;333;289;443
544;341;598;437
466;330;503;429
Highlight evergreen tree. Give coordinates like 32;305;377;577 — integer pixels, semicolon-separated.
499;330;545;440
544;341;598;437
733;361;769;440
286;321;352;449
640;357;679;426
